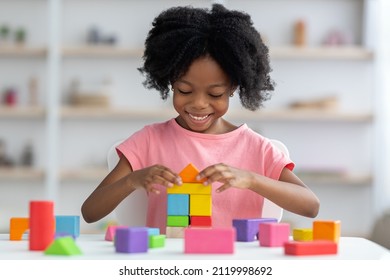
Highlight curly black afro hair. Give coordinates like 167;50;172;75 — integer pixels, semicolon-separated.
138;4;274;111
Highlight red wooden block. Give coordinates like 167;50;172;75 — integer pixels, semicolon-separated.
284;240;338;256
29;200;55;251
190;216;212;227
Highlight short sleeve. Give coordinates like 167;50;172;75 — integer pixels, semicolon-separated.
263;139;295;180
116;127;151;171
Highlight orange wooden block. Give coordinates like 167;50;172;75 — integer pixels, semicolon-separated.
179;163;205;183
10;217;29;241
313;220;341;243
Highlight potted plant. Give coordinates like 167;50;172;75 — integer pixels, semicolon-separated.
0;24;10;44
14;27;27;45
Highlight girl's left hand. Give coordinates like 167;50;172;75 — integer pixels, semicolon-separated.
196;163;254;193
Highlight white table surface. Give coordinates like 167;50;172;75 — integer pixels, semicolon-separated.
0;234;389;260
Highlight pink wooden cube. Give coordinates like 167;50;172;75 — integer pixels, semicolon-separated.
184;227;235;254
259;222;290;247
105;225;128;241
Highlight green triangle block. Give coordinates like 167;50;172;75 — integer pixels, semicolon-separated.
44;236;82;256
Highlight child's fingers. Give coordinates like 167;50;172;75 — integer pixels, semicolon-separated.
152;166;182;186
196;164;221;182
216;183;232;193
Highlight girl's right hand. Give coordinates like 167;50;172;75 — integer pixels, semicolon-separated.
132;164;182;194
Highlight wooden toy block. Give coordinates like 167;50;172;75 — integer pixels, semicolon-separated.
313;220;341;243
167;215;189;227
167;182;211;195
149;234;166;248
284;240;338;256
29;200;55;251
147;228;160;236
232;218;277;242
9;217;29;241
166;226;185;238
190;216;212;227
55;215;80;238
190;194;211;216
115;227;149;253
105;225;128;241
259;222;290;247
258;222;286;247
167;194;189;216
293;228;313;241
179;163;206;183
44;236;82;256
184;227;236;254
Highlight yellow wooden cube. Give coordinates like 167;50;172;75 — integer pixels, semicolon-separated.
293;228;313;241
313;220;341;243
190;194;212;216
167;183;211;195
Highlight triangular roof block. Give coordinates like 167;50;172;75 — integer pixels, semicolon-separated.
179;163;206;183
44;236;82;256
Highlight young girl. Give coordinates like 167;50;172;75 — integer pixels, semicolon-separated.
81;4;320;233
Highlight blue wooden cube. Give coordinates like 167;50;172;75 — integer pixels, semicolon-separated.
167;194;189;216
148;227;160;236
55;215;80;238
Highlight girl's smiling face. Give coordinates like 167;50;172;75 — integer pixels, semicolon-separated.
172;56;235;134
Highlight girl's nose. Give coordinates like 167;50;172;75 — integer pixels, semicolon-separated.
190;92;208;109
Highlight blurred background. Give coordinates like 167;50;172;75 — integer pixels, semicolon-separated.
0;0;389;248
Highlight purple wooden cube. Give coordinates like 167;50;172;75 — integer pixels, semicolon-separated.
115;227;149;253
232;218;277;242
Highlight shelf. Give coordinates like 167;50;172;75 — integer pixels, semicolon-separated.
59;45;373;60
297;173;373;186
0;46;47;57
60;106;176;120
226;109;373;122
0;167;45;180
0;106;46;119
60;106;372;123
60;167;108;181
62;46;143;58
58;167;372;186
270;46;374;60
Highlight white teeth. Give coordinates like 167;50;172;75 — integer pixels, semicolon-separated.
189;114;209;121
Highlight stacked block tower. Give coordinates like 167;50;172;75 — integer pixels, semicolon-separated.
166;163;212;237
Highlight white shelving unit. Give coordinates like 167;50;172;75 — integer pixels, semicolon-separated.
0;0;378;236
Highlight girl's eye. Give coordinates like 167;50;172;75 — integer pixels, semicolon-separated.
178;89;191;95
209;93;224;98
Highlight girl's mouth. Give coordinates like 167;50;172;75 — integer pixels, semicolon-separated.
188;113;210;121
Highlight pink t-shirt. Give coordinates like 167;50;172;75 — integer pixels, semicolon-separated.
117;118;294;233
